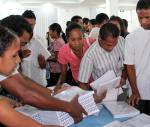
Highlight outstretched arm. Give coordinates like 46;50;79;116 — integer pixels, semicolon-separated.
54;64;68;92
1;73;86;123
126;65;140;106
0;97;61;127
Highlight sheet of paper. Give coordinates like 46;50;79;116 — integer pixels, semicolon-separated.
103;101;140;119
16;86;99;127
103;121;132;127
124;113;150;127
90;70;116;90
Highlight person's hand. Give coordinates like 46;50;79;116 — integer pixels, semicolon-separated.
69;95;87;123
38;54;46;69
19;49;31;59
54;86;72;94
54;85;62;93
128;93;140;106
93;90;107;103
1;97;22;108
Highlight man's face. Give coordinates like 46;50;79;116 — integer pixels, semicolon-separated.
0;38;20;76
25;18;36;30
19;30;31;47
77;19;83;27
99;36;118;52
137;9;150;30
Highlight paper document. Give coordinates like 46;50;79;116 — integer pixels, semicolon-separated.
90;70;116;89
123;113;150;127
90;70;121;101
103;101;140;119
16;86;99;127
54;86;100;116
103;120;132;127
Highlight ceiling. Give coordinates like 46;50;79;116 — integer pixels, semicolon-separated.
13;0;138;7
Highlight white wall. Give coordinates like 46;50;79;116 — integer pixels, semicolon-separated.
57;6;90;31
0;1;139;38
24;6;57;38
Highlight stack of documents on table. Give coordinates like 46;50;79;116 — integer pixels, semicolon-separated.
103;101;140;119
103;113;150;127
103;121;130;127
123;113;150;127
90;70;122;101
16;86;99;127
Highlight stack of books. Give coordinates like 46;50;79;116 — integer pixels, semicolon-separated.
103;113;150;127
16;86;99;127
90;70;122;101
103;101;140;119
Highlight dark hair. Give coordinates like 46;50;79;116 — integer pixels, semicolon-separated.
71;15;82;23
89;19;97;25
22;10;36;20
49;23;67;43
66;21;71;27
122;19;128;29
109;15;126;38
83;17;89;25
96;13;109;25
66;22;83;38
136;0;150;11
1;15;33;37
99;23;119;40
0;25;18;56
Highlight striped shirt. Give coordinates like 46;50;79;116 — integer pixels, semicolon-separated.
78;36;125;83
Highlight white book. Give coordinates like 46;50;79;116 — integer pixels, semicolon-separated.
123;113;150;127
90;70;122;101
16;86;99;127
54;86;100;116
103;120;133;127
103;101;140;119
90;70;116;89
103;114;150;127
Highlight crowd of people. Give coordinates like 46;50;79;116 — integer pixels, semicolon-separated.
0;0;150;126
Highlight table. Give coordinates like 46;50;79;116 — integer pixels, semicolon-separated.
70;105;129;127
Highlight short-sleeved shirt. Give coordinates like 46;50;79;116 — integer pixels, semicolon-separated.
58;43;88;81
83;34;96;48
49;37;65;73
21;36;51;87
78;36;125;83
89;27;100;40
124;27;150;100
0;69;18;90
0;69;18;82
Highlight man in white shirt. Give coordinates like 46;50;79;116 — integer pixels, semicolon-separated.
21;10;50;87
89;13;109;40
124;0;150;115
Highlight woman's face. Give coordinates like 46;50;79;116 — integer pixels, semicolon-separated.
0;38;20;76
49;29;55;39
68;28;83;52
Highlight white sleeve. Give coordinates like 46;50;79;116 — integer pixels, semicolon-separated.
0;68;19;81
124;35;135;65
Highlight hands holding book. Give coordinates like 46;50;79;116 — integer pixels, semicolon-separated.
69;95;87;123
93;90;107;103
